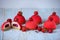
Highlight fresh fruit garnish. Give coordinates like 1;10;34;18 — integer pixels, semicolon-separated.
37;27;42;31
48;29;53;33
22;27;27;32
41;28;46;33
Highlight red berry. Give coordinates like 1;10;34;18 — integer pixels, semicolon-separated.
22;27;27;32
41;28;46;33
48;29;53;33
52;12;56;15
17;11;22;16
34;11;38;15
37;27;42;31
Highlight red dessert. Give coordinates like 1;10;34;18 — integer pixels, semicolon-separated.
44;17;56;31
14;11;26;25
12;22;21;30
1;22;11;31
1;19;12;31
29;11;42;24
48;12;59;24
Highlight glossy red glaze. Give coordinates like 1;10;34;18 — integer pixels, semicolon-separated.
14;11;26;25
25;20;38;30
44;17;56;30
48;12;59;24
29;11;42;24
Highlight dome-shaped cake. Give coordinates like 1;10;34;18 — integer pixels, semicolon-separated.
12;22;21;30
43;17;56;33
48;12;59;24
14;11;26;25
1;22;11;31
29;11;42;24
